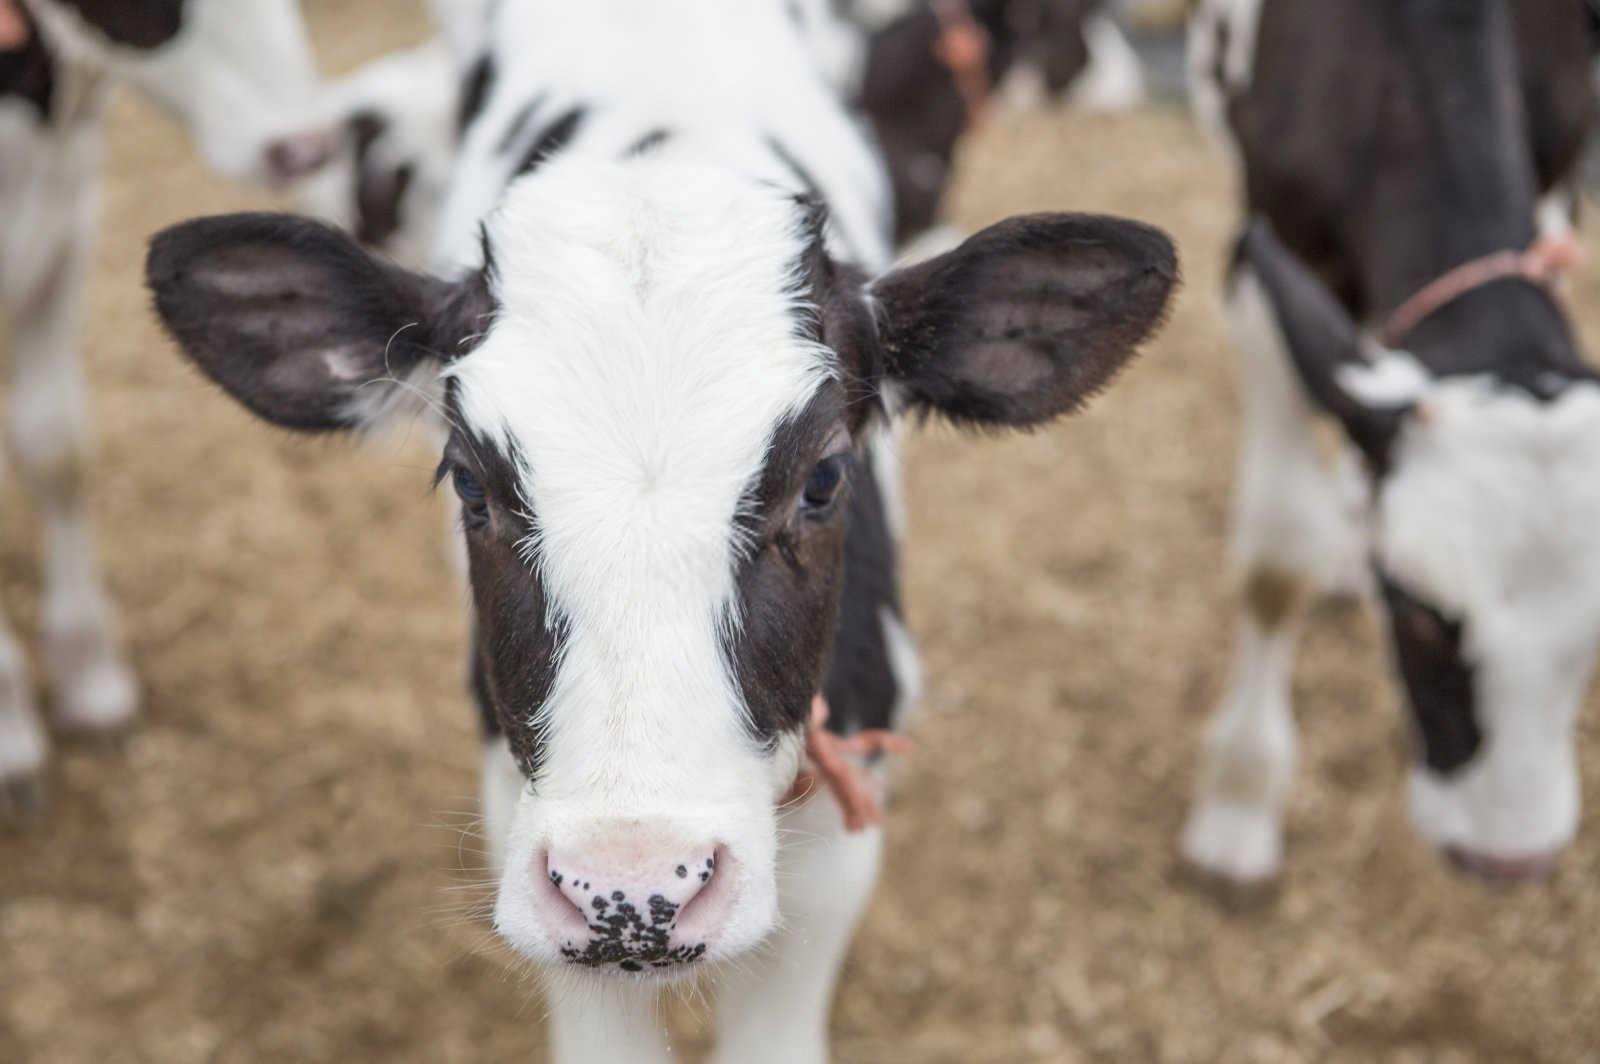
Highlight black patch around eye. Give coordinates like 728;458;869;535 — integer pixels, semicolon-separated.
1377;571;1481;775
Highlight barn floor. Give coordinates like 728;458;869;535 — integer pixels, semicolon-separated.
3;3;1598;1061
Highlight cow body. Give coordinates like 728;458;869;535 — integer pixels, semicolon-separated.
147;1;1176;1058
1184;0;1599;887
0;0;321;814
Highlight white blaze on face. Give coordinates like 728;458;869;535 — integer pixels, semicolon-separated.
1375;378;1600;857
447;157;832;961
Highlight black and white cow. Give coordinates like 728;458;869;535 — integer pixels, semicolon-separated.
794;0;1147;243
0;0;321;814
1184;0;1598;888
146;0;1176;1057
275;0;487;268
284;0;1149;266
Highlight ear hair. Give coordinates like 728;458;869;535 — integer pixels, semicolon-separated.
147;212;492;431
870;212;1177;427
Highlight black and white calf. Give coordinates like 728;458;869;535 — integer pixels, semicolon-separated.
147;0;1176;1058
0;0;320;813
1185;0;1598;887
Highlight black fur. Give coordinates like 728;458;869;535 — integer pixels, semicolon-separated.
457;52;496;138
57;0;185;49
347;110;414;249
871;213;1177;427
0;5;53;121
515;105;588;176
145;212;493;431
1379;573;1481;774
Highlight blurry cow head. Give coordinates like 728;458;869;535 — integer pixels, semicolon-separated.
28;0;321;182
271;40;461;268
1241;220;1600;879
146;159;1175;974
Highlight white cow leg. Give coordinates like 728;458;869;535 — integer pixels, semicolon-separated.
0;600;49;819
545;979;673;1064
710;792;883;1064
1180;256;1356;888
1181;595;1306;887
8;233;137;738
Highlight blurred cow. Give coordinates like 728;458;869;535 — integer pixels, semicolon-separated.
284;1;1148;262
275;0;486;268
1184;0;1598;889
146;0;1176;1057
0;0;321;816
802;0;1148;242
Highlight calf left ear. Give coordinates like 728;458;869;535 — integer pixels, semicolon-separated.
147;212;490;432
869;213;1176;427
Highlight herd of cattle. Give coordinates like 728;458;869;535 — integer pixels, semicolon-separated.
3;0;1597;1060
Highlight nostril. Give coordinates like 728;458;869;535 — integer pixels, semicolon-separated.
672;845;734;943
537;854;592;937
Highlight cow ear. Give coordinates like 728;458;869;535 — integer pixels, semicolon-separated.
146;212;491;432
868;213;1177;427
1235;218;1422;470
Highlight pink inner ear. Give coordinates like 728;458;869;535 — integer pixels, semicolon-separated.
958;341;1054;394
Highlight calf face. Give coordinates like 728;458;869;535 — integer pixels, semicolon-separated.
1243;221;1600;875
30;0;320;181
147;158;1175;974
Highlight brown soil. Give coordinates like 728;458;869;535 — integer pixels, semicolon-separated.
3;3;1598;1061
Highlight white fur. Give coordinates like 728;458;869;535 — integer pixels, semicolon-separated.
425;7;908;1055
452;156;834;967
0;95;137;749
480;736;524;873
28;0;321;182
710;794;883;1064
1376;380;1600;857
1191;266;1600;882
1066;13;1148;112
1336;347;1433;408
0;0;321;807
1186;0;1263;148
433;0;890;276
1181;267;1349;883
294;40;459;269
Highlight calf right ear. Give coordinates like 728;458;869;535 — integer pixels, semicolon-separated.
868;213;1177;428
146;212;490;432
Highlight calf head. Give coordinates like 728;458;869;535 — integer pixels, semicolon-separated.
270;41;460;267
147;158;1175;975
30;0;321;182
1241;220;1600;881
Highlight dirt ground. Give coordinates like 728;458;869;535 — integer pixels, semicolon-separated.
4;3;1600;1062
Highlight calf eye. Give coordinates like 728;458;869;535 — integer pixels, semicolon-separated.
802;454;848;512
451;465;489;528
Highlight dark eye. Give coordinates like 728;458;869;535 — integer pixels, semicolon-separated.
802;454;848;512
451;464;489;527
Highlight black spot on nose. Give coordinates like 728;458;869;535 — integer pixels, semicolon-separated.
620;960;642;972
675;865;687;878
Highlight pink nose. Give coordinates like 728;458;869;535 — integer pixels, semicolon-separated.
538;842;731;971
1446;846;1561;884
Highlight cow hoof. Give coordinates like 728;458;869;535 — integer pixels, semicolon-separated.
52;659;139;742
0;771;48;827
1178;800;1283;904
